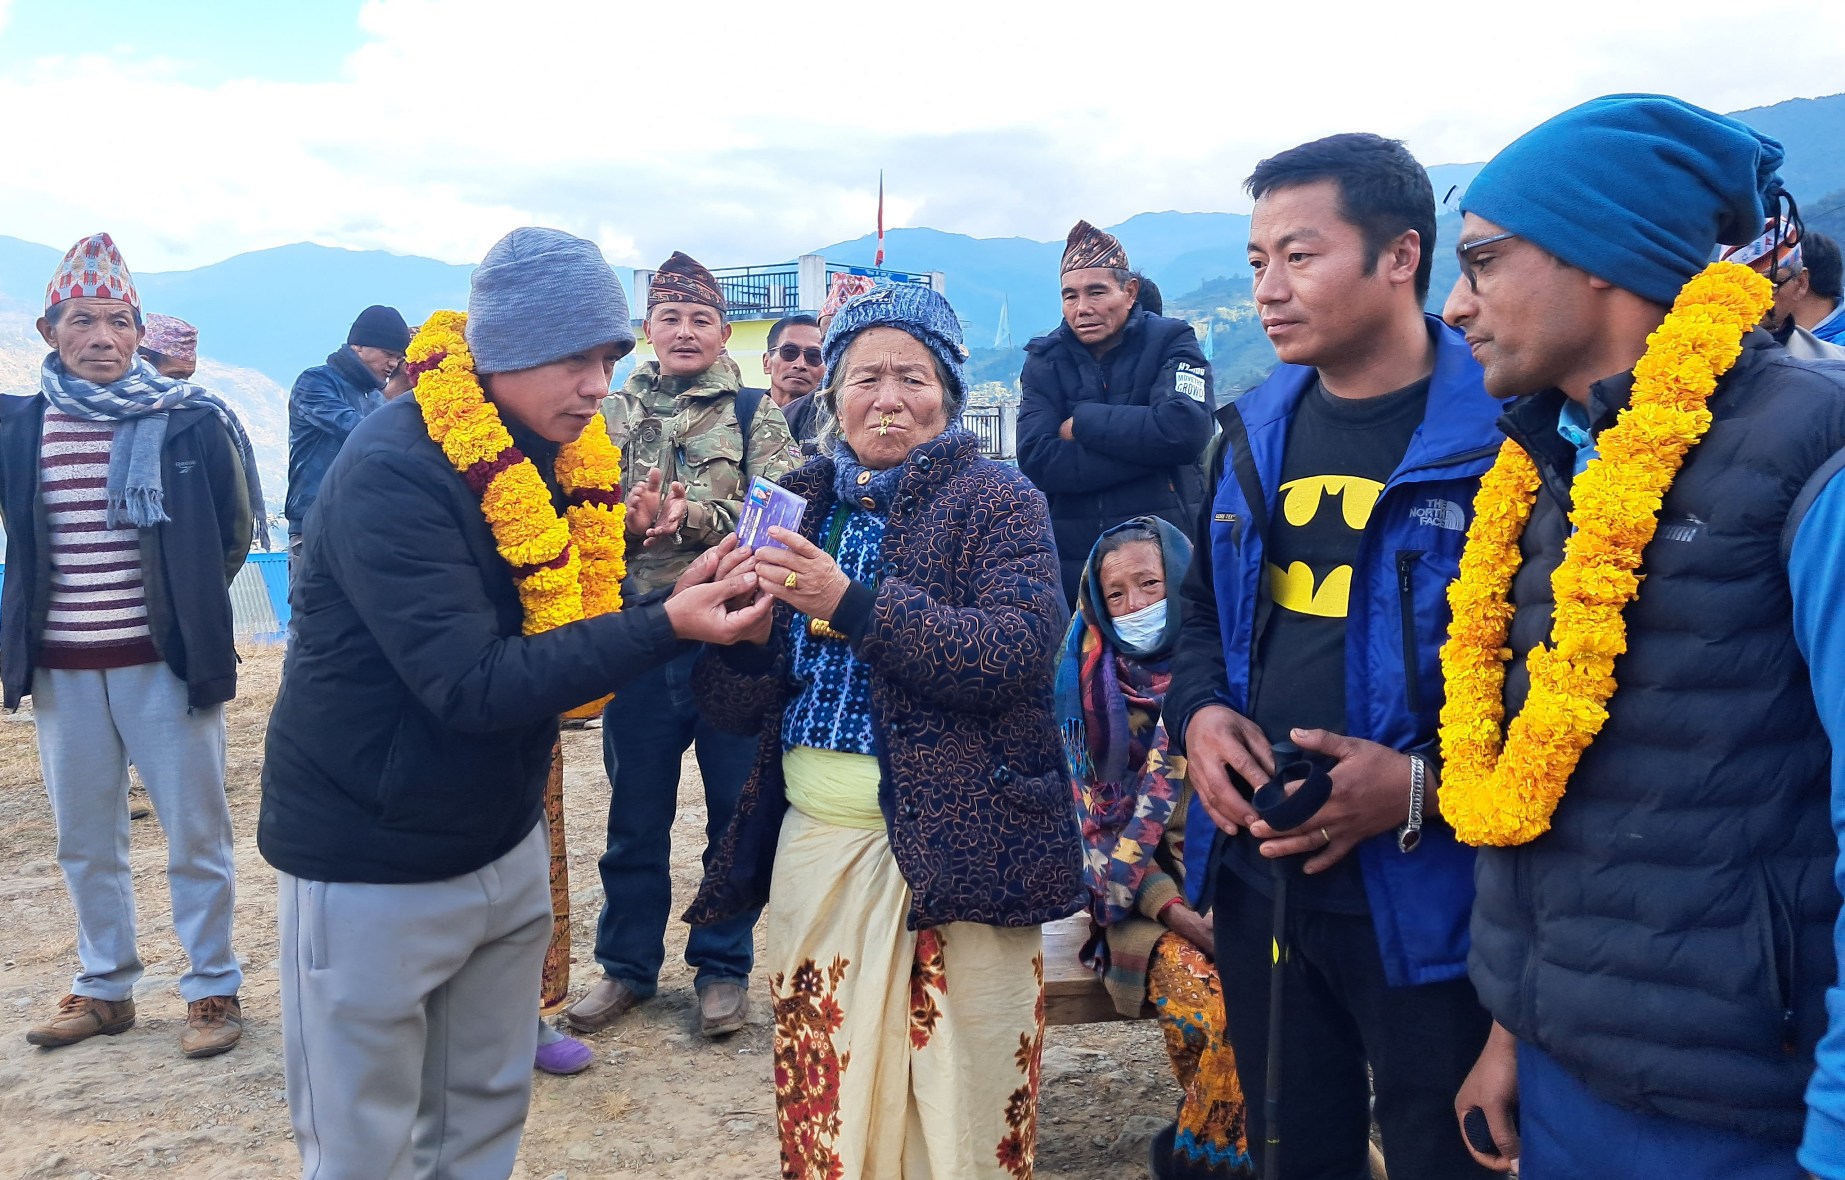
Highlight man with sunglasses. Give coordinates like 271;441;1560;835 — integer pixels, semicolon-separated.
568;251;800;1043
759;313;825;449
1720;219;1845;361
1019;220;1215;605
1166;132;1503;1178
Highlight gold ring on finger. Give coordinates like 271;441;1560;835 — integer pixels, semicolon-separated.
1320;827;1331;846
784;571;800;590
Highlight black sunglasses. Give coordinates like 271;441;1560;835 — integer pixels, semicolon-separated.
773;344;824;366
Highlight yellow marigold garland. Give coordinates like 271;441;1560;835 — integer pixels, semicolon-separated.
1436;262;1773;846
405;310;626;718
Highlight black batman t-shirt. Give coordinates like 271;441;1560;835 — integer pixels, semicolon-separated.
1226;374;1428;913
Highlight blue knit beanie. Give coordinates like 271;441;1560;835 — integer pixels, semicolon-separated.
1464;94;1785;305
466;228;635;374
822;283;968;403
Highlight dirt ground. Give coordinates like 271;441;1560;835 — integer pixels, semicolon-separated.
0;645;1183;1179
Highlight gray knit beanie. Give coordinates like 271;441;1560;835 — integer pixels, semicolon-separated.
466;228;635;374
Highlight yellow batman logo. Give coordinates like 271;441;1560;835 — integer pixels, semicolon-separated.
1269;561;1352;618
1279;476;1386;530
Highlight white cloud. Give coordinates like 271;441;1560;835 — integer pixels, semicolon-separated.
0;0;1840;271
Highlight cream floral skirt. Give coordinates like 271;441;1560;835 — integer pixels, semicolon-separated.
766;805;1046;1180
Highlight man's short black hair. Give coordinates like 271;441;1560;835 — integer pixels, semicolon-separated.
767;313;821;350
1133;272;1163;316
1245;132;1437;301
1806;232;1843;302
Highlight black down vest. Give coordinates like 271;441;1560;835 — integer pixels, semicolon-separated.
1470;333;1845;1143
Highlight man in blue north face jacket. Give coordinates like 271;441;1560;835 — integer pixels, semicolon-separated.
1166;133;1501;1179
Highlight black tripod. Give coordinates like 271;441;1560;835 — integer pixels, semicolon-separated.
1248;740;1336;1180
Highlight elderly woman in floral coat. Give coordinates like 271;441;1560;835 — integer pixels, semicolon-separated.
686;284;1084;1179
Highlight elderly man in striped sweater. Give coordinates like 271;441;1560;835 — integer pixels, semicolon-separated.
0;233;261;1058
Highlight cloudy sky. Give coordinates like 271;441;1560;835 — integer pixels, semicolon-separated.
3;0;1842;272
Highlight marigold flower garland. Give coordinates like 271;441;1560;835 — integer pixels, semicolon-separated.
1437;262;1773;846
405;310;626;718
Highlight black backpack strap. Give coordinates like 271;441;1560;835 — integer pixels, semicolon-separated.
734;386;766;478
1783;444;1845;565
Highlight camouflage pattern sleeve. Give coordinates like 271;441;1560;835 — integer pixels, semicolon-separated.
678;395;804;546
601;373;675;494
747;398;803;483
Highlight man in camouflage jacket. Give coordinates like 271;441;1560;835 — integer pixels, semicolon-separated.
567;251;799;1041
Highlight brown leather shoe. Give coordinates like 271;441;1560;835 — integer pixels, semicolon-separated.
564;976;647;1033
25;994;136;1048
181;994;243;1059
698;982;748;1039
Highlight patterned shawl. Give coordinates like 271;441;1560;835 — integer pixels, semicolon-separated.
1054;516;1192;925
40;352;266;544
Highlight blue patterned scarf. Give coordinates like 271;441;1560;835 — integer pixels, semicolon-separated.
40;352;266;543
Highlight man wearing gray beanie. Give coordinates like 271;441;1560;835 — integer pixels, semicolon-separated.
261;227;772;1180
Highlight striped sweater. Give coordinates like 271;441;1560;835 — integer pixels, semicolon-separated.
36;409;158;669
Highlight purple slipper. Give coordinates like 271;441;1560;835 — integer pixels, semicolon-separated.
534;1034;594;1076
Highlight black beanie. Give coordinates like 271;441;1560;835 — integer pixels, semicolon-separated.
347;304;411;351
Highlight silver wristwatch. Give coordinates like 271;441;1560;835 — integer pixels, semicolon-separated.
1398;753;1426;853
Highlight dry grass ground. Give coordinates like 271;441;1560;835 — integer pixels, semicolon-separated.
0;645;1182;1178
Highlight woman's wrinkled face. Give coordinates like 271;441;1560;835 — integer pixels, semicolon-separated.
835;327;949;470
1098;540;1166;619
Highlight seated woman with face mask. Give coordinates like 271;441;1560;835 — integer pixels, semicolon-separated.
1056;517;1253;1180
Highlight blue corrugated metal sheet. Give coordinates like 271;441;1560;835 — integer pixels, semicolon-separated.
0;555;289;643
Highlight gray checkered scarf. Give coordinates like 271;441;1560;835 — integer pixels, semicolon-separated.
40;352;266;545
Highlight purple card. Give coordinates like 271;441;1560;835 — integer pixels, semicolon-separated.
736;476;807;551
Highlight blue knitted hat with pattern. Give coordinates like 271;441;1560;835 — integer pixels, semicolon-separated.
821;282;968;400
1464;94;1785;305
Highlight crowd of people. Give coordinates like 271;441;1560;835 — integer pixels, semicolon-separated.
5;89;1845;1180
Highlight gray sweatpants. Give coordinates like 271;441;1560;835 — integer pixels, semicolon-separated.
33;662;240;1003
277;821;551;1180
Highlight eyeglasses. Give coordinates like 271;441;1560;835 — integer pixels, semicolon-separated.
1455;232;1520;293
773;344;824;367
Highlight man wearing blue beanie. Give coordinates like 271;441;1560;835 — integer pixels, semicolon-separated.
261;227;772;1180
1442;95;1845;1180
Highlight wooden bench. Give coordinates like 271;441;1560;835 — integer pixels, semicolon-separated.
1042;913;1154;1026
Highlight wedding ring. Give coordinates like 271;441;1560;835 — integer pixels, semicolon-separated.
1320;827;1332;847
784;571;800;590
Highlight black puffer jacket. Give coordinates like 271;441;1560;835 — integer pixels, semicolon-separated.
1469;333;1845;1142
0;394;251;710
1017;309;1213;601
684;428;1085;930
260;395;685;884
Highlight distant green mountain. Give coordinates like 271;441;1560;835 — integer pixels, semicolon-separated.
1728;95;1845;207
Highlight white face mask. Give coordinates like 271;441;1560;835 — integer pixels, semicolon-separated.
1110;598;1168;653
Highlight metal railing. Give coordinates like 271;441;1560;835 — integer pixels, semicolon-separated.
697;261;941;321
709;265;801;320
824;263;934;287
963;406;1008;460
